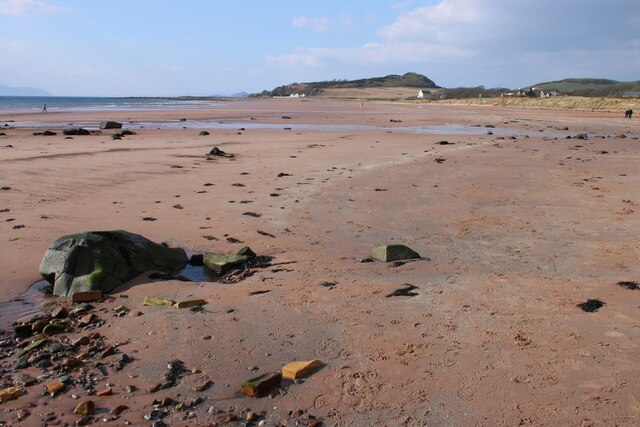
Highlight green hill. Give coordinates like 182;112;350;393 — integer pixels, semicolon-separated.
529;78;640;97
252;72;439;97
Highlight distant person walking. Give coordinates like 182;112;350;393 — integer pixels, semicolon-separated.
42;104;47;113
624;109;633;118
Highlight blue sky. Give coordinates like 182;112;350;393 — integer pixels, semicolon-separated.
1;0;639;96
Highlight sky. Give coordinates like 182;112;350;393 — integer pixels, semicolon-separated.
0;0;639;96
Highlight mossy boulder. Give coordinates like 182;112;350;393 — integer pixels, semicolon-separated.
203;253;248;275
99;121;122;129
39;231;188;297
371;244;420;262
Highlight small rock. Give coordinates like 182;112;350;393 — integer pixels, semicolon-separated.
72;291;103;303
74;400;96;416
0;386;24;402
241;372;282;398
51;306;68;318
143;296;176;307
371;244;420;262
46;380;66;394
100;121;123;129
110;405;129;416
282;360;323;380
78;313;97;326
96;387;112;396
43;323;67;336
174;299;207;309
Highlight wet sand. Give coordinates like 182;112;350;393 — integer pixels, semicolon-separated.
0;99;639;425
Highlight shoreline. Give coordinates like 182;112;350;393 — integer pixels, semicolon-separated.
0;99;638;425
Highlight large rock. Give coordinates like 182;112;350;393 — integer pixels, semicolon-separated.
371;244;420;262
39;231;188;297
99;121;122;129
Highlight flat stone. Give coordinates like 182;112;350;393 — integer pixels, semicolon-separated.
241;372;282;398
78;313;97;326
174;299;207;309
0;386;24;402
74;400;96;416
72;291;103;303
371;244;420;262
51;307;68;318
203;253;248;275
143;296;176;307
43;323;67;336
282;359;323;380
15;373;37;387
46;380;66;394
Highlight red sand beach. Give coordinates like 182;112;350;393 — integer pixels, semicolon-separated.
0;99;639;425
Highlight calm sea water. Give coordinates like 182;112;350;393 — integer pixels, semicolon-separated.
0;96;224;112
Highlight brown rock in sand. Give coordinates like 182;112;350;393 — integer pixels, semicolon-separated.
72;290;103;303
282;359;323;379
74;400;96;416
241;372;282;397
0;386;24;402
46;380;66;394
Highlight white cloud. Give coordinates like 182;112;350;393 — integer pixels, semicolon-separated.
0;0;66;16
292;15;331;33
269;1;640;87
0;39;34;54
390;0;413;11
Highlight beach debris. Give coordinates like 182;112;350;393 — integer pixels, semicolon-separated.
174;299;207;309
0;386;24;402
514;333;531;346
390;119;402;123
72;291;103;303
74;400;96;416
282;115;292;119
63;128;91;136
162;360;188;389
144;296;176;307
257;229;276;238
320;281;337;288
435;157;446;163
436;140;451;145
241;372;282;397
199;130;210;136
33;130;57;136
248;290;270;296
577;299;605;312
100;121;122;129
40;230;188;297
111;133;122;140
277;172;292;177
371;244;420;262
617;280;639;290
282;359;323;380
386;284;419;297
142;216;157;221
243;211;262;217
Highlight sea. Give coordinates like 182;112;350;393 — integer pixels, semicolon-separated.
0;96;224;113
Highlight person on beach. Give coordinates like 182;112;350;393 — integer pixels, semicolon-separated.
42;104;47;113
